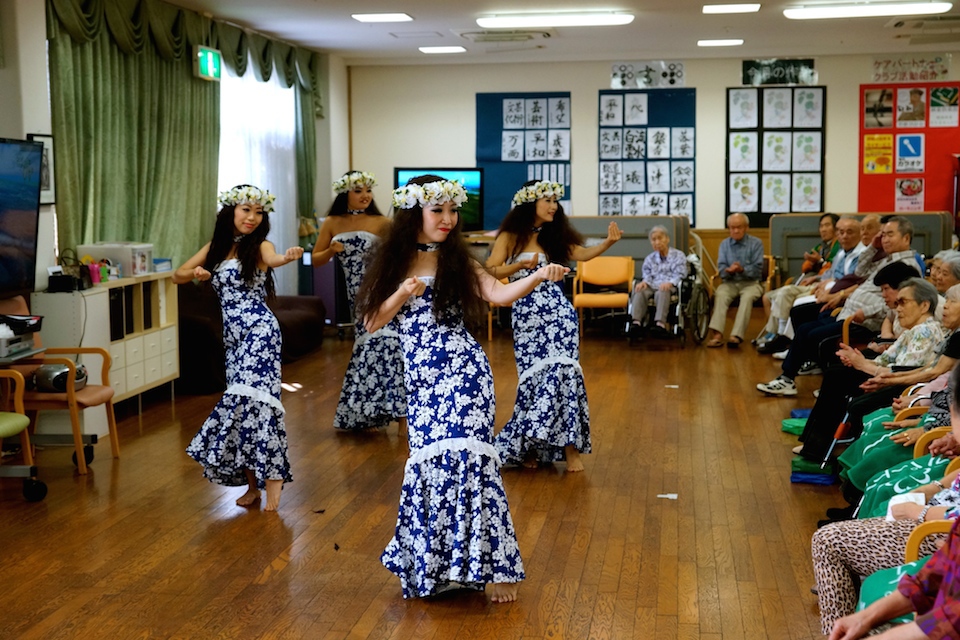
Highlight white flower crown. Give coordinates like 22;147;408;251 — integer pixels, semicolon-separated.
332;171;377;194
512;181;565;207
218;185;276;213
392;180;468;210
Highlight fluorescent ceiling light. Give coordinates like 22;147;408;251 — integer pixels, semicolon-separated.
702;4;761;13
352;13;413;23
784;2;952;19
698;38;745;46
419;46;467;54
476;12;635;28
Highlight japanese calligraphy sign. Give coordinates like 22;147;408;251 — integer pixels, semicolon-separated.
872;55;950;83
598;88;696;221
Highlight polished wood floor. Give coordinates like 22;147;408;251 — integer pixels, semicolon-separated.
0;310;840;639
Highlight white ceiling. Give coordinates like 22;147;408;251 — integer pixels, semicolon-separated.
164;1;960;65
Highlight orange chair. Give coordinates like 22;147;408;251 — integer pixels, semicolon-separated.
571;256;634;337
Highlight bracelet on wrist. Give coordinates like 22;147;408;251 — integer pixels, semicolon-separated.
933;480;946;491
918;505;932;523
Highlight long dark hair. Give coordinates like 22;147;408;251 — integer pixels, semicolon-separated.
498;180;583;263
203;184;276;300
355;174;486;327
326;170;383;217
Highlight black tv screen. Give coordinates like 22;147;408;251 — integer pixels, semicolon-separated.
0;138;43;299
394;167;484;232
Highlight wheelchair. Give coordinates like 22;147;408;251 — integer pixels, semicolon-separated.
628;252;710;347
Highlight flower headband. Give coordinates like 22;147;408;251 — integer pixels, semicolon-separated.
392;180;468;210
218;185;275;213
332;171;376;194
512;181;565;207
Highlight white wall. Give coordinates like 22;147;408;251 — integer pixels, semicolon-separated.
350;56;960;229
315;53;350;215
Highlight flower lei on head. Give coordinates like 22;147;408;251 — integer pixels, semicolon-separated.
512;181;565;207
392;180;468;210
332;171;376;194
218;185;276;213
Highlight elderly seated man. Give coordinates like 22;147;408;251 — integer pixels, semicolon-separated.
706;212;765;348
628;225;687;338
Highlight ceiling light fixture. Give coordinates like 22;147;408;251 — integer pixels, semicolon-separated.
784;1;952;19
476;12;635;28
419;46;467;54
702;4;762;14
352;13;413;23
698;38;745;46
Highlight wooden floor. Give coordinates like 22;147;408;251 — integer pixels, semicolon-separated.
0;310;841;639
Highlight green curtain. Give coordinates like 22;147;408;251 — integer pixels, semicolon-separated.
47;0;322;267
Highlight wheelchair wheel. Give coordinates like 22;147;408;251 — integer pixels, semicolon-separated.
688;285;710;344
23;479;48;502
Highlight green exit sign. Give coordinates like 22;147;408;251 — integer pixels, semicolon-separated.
194;45;222;82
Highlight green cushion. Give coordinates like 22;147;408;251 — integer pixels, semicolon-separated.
781;418;807;435
791;455;833;475
856;556;929;624
0;412;30;439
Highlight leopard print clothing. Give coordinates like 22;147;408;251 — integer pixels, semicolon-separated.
811;516;945;635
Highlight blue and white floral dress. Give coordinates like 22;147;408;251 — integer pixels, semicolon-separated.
493;252;591;465
381;278;525;598
332;231;406;430
186;259;292;488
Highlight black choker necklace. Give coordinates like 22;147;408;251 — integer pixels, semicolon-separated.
347;209;365;215
417;242;441;252
532;226;543;233
233;234;244;243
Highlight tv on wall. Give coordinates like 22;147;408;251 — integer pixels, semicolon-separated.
0;138;43;300
394;167;484;232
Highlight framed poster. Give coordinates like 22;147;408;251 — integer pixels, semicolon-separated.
26;133;55;205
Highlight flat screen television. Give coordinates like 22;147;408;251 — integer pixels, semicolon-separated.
394;167;484;232
0;138;43;300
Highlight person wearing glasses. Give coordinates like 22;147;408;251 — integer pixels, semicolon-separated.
794;276;944;464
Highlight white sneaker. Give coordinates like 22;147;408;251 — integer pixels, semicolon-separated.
772;349;789;360
757;376;798;396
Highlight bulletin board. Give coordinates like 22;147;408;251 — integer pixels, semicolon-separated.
726;86;827;227
858;81;960;216
476;92;572;231
597;88;696;222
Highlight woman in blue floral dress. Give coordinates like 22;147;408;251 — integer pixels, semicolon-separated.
311;171;405;431
174;185;303;511
486;180;621;472
356;175;569;603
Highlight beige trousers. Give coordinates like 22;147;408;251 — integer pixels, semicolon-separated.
709;280;764;340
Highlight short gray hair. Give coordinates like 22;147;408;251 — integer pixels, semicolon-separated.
901;277;939;315
727;212;749;227
943;257;960;281
946;283;960;302
648;225;670;241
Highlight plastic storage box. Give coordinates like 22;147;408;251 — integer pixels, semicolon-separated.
77;242;153;277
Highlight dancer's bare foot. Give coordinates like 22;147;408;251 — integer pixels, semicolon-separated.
236;488;261;507
521;451;539;469
490;582;519;603
565;445;584;473
264;479;283;512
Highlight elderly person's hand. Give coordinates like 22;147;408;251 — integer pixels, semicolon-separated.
658;282;673;292
929;433;960;458
889;427;924;446
890;499;925;520
837;343;867;369
634;281;649;293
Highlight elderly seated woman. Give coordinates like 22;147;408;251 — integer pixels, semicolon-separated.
794;278;945;463
628;225;687;338
818;369;960;638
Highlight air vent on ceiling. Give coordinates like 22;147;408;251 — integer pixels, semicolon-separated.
457;30;553;43
885;15;960;30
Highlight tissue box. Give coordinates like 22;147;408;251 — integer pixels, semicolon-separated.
153;257;173;272
77;242;153;277
0;335;34;358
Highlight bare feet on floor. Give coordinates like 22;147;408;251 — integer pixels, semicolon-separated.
236;488;261;507
565;445;584;473
264;479;283;511
489;582;519;603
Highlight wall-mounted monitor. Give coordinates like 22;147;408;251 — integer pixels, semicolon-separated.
0;138;43;300
394;167;484;232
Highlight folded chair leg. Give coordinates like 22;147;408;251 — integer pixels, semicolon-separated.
69;401;88;475
820;418;850;470
106;401;119;458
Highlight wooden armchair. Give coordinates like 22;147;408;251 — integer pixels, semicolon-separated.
0;369;46;501
19;347;118;475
